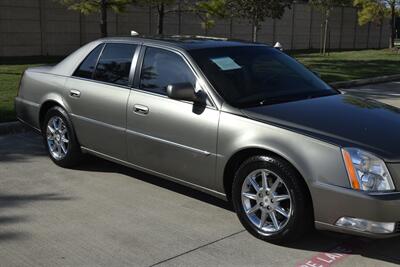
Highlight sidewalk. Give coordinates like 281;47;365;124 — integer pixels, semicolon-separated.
341;81;400;108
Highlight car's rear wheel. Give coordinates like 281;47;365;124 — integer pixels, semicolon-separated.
42;106;81;167
232;155;312;244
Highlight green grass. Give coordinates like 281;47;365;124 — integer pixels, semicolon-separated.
1;50;400;123
0;57;62;123
0;64;33;123
293;49;400;83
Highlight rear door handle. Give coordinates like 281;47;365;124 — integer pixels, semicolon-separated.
133;104;149;115
70;89;81;98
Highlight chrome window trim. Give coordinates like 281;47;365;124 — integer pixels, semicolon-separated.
69;41;220;109
69;76;133;90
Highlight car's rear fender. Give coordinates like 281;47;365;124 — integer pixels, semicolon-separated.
15;69;69;131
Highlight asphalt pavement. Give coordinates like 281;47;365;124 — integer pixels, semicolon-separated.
1;82;400;267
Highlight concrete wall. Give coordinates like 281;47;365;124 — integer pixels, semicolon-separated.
0;0;392;57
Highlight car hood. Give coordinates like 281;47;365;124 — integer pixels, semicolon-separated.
241;93;400;162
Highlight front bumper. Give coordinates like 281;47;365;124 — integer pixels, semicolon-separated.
311;182;400;238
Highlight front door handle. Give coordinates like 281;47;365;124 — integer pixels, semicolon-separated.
133;104;149;115
70;89;81;98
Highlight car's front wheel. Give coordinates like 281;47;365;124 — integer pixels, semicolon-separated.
42;106;81;167
232;155;312;244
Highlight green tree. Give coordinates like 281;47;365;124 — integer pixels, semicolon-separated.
137;0;180;35
57;0;133;37
310;0;352;55
353;0;399;48
227;0;293;42
194;0;230;35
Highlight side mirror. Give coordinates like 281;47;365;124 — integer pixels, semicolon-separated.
166;83;200;103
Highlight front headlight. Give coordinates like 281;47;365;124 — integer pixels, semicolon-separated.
341;148;395;192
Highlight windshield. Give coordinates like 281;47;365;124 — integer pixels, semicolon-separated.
189;46;337;107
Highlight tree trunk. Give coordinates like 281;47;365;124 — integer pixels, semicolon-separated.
229;17;233;38
322;9;330;56
100;0;108;37
252;20;258;42
157;3;165;35
252;24;258;42
320;22;323;54
389;3;396;48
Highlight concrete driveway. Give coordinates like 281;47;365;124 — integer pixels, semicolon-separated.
1;82;400;267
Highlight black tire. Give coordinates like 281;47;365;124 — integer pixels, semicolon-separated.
232;155;312;244
42;106;82;168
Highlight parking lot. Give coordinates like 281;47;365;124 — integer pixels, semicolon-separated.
1;82;400;267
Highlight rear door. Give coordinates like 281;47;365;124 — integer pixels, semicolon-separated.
126;45;220;189
65;42;140;160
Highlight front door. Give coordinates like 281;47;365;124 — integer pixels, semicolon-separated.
126;46;219;189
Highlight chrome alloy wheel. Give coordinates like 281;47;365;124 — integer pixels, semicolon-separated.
241;169;292;233
46;116;69;160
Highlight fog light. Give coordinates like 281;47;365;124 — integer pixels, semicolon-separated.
336;217;396;234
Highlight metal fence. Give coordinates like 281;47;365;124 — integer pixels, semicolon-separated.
0;0;392;57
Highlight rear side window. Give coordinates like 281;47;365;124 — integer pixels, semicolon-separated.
139;47;196;95
94;43;137;86
73;44;104;79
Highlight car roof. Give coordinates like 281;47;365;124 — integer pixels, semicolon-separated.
100;35;269;51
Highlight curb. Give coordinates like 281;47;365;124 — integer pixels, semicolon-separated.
330;74;400;89
0;121;32;136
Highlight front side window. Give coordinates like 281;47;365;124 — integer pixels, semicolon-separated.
189;46;337;107
73;44;104;79
139;47;196;95
93;43;137;86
